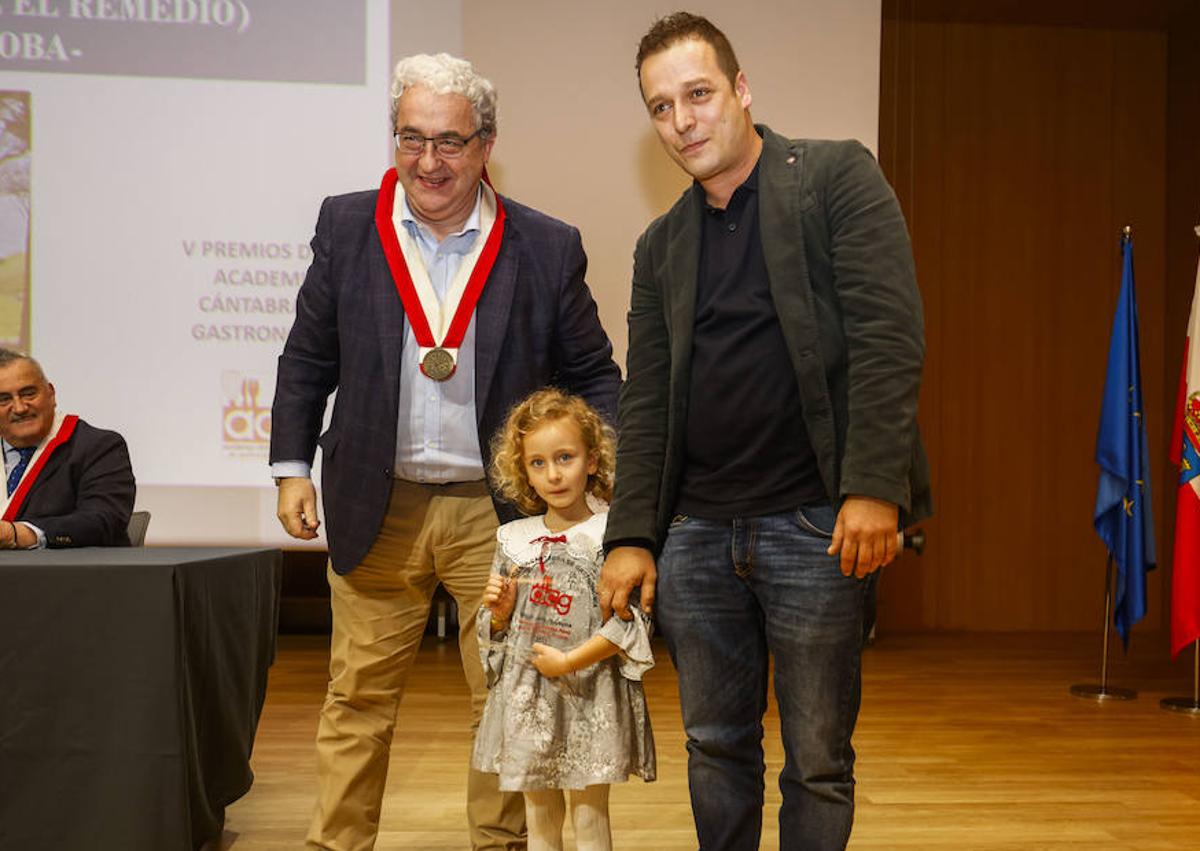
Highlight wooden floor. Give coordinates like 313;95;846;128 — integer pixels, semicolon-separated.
223;633;1200;850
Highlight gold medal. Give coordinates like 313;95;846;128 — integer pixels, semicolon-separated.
421;347;456;381
376;169;506;386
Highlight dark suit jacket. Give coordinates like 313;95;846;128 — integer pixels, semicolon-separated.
15;419;135;548
606;127;932;554
271;187;621;575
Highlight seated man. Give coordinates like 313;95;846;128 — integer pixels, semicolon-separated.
0;349;135;548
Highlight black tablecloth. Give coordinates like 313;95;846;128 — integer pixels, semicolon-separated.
0;547;281;851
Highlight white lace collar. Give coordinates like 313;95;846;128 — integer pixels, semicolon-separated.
496;511;607;565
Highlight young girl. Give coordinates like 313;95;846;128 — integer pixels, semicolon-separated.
472;388;655;851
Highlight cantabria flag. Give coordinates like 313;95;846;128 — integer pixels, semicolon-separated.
1170;234;1200;657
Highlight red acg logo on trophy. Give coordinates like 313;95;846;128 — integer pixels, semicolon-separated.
530;574;573;616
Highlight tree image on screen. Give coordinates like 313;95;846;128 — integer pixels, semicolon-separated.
0;91;30;352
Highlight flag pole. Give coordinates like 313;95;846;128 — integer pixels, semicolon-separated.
1071;554;1137;700
1160;641;1200;714
1072;224;1141;702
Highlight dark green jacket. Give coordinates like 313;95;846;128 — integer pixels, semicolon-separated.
605;126;932;555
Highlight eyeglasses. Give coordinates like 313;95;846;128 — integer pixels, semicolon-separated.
394;128;485;159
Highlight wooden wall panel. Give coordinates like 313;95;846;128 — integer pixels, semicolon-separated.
1162;2;1200;653
878;7;1170;632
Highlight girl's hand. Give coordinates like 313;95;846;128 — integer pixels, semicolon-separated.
483;568;517;623
530;643;572;678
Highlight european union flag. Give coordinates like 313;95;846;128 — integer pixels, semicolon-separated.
1094;233;1157;646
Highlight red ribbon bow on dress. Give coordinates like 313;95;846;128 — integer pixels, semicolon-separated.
529;534;567;574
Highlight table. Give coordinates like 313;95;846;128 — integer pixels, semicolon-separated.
0;547;281;851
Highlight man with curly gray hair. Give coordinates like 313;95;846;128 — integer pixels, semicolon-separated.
271;52;620;850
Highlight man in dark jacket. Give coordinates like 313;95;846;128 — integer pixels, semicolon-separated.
600;13;932;850
0;348;134;548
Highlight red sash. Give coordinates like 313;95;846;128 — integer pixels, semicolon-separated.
4;414;79;521
373;167;506;351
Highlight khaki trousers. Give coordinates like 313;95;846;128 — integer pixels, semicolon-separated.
307;479;527;851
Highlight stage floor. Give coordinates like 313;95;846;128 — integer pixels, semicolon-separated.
222;632;1199;849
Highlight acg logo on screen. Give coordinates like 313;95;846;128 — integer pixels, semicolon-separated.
222;373;271;445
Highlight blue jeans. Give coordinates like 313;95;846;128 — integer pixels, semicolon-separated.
656;505;871;851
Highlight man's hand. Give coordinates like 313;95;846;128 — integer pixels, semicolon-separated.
827;495;899;578
598;546;656;621
276;477;320;540
530;643;571;678
0;520;27;549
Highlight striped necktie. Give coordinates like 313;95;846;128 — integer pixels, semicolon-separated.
7;446;35;497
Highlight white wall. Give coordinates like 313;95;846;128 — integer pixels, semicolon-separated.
462;0;882;367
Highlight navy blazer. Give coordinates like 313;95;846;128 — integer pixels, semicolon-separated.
271;188;621;574
14;419;135;548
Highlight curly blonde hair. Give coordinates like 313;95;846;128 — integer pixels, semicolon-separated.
490;388;615;515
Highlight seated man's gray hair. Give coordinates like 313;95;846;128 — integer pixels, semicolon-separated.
0;348;45;379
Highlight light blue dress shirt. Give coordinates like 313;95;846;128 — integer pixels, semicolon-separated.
392;190;486;482
3;439;47;548
272;188;486;483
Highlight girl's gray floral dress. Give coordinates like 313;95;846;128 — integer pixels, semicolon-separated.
472;511;656;791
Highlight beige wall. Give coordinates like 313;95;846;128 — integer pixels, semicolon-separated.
455;0;883;367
